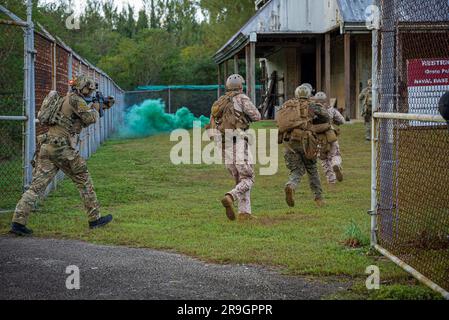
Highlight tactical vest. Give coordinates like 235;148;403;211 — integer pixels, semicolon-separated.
212;91;250;134
38;91;74;128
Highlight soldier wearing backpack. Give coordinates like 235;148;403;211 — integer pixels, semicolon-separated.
210;74;261;221
312;92;345;186
359;79;373;141
10;75;113;236
277;85;330;208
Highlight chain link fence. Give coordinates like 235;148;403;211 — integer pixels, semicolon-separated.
127;85;263;117
0;21;25;212
373;0;449;298
0;5;125;212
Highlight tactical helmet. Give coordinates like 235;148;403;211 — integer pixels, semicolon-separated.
314;91;328;101
301;83;314;94
226;74;245;91
295;85;312;99
72;75;96;91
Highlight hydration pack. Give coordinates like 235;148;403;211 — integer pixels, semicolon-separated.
37;91;65;126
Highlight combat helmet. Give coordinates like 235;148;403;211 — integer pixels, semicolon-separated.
71;75;96;92
226;74;245;91
438;91;449;131
301;83;314;94
295;85;312;99
314;91;328;101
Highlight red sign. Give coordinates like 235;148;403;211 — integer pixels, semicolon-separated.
407;58;449;87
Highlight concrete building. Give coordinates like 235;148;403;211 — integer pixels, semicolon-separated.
213;0;373;119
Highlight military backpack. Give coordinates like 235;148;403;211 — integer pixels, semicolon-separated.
211;91;249;134
37;90;66;126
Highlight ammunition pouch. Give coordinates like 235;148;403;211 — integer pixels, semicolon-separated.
311;123;331;134
40;134;70;147
325;128;338;144
303;131;319;160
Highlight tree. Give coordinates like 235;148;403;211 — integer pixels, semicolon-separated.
136;9;149;32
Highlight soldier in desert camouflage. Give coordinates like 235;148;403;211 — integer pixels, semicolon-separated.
209;74;261;221
312;91;345;185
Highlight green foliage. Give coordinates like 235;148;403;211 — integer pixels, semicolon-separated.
344;219;369;248
0;0;256;91
368;284;444;300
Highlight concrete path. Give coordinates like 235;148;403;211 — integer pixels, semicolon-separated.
0;236;350;300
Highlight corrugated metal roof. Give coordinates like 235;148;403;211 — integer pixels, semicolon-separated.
337;0;374;23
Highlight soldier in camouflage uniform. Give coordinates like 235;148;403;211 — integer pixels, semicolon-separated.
283;86;330;208
312;92;345;185
359;79;373;141
10;75;113;236
210;74;261;221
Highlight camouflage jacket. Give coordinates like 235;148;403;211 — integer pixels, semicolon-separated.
232;93;262;123
48;92;99;142
327;106;345;126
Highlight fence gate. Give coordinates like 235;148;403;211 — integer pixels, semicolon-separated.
371;0;449;299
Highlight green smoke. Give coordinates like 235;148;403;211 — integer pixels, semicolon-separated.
118;99;210;139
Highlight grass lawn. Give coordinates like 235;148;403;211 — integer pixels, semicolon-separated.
0;121;442;300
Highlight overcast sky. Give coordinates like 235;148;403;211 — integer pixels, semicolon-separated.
41;0;146;17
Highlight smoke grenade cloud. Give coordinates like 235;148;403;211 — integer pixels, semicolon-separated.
118;99;210;138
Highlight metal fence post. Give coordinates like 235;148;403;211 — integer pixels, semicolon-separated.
23;0;35;190
370;26;379;247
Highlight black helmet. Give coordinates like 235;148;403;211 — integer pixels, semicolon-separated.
439;91;449;131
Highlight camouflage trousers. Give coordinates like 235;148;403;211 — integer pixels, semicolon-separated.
365;118;372;141
223;141;255;215
320;141;342;184
12;143;100;226
284;142;323;200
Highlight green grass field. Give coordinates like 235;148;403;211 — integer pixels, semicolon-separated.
0;122;442;300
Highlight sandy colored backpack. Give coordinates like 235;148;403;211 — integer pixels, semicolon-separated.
211;91;249;133
276;98;311;135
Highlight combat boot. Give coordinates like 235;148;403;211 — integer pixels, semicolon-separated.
333;165;344;182
238;213;256;221
89;214;113;229
285;185;295;208
221;194;236;221
315;197;326;208
10;223;33;237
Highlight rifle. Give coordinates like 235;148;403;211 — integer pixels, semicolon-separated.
84;83;115;118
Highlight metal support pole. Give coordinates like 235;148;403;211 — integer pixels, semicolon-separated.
375;245;449;300
23;0;35;190
370;27;379;247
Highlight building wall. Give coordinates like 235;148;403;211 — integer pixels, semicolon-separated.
262;34;372;119
355;34;372;118
330;35;345;112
